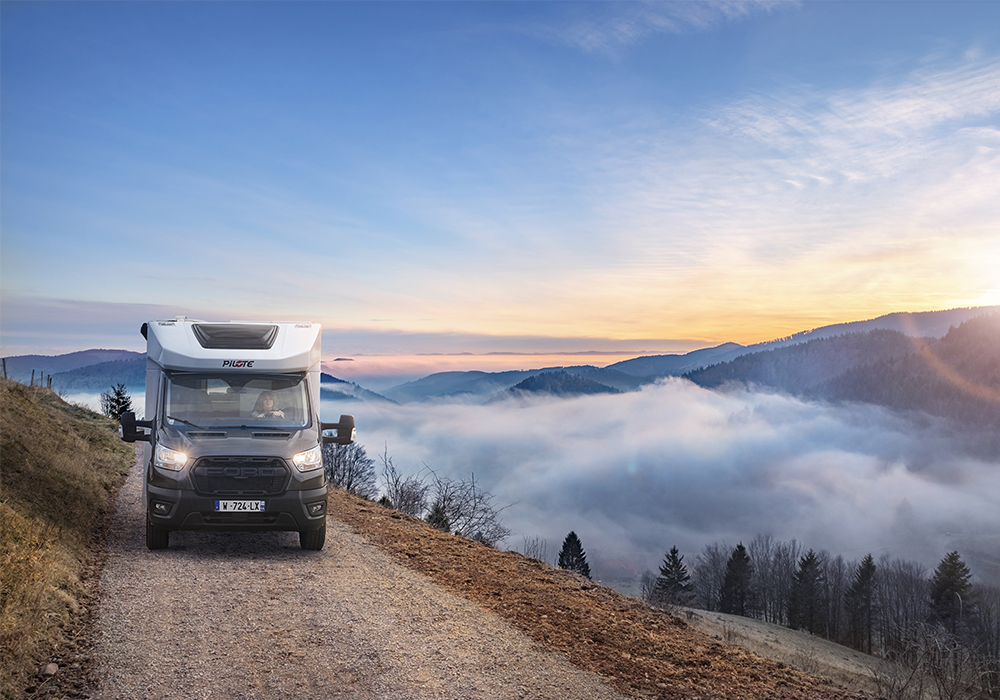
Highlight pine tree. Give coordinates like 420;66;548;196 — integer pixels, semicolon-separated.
653;546;694;607
719;543;754;616
844;554;877;653
929;550;972;633
558;531;591;579
789;549;826;634
100;383;133;420
425;498;450;533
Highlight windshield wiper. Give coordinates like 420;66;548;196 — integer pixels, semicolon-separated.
167;416;206;430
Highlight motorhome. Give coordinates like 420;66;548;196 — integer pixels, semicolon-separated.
119;318;355;551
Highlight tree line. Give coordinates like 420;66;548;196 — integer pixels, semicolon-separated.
639;534;999;699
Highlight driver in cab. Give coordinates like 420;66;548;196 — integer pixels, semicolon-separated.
251;391;285;419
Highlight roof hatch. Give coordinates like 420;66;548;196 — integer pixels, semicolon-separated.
193;323;279;350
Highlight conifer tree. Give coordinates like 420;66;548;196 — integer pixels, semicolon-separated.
789;549;826;634
654;546;694;606
844;554;877;653
425;498;450;533
558;531;591;580
101;383;133;420
719;543;754;616
929;550;972;633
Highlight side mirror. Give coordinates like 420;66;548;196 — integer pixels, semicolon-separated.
321;414;356;445
120;411;153;443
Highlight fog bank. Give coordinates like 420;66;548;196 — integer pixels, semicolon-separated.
325;379;1000;587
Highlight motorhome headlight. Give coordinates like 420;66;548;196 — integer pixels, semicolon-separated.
154;445;188;471
292;446;323;472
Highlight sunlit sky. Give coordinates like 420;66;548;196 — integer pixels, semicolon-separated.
2;1;1000;364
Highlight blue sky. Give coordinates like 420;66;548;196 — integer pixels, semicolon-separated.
2;1;1000;364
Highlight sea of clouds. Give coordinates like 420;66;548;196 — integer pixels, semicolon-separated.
323;378;1000;589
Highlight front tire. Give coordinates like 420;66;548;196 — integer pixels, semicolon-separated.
146;515;169;550
299;523;326;551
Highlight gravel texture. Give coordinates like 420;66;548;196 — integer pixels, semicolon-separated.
91;457;633;700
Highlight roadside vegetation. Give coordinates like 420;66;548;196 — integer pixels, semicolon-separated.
0;378;133;699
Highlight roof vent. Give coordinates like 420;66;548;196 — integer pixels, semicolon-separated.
193;324;279;350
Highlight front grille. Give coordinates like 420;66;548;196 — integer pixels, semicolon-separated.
192;457;289;496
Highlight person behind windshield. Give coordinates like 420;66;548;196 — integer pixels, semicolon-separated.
252;391;285;419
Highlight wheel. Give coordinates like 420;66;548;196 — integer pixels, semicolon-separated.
146;515;169;550
299;523;326;551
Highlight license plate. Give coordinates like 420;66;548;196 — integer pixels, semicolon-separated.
214;500;266;512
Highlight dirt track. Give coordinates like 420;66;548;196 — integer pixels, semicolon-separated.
91;456;631;700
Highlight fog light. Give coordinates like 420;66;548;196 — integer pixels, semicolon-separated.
151;501;172;515
307;502;325;516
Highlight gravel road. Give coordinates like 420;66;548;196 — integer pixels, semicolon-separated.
92;456;632;700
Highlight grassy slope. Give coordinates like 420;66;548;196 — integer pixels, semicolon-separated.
0;379;134;699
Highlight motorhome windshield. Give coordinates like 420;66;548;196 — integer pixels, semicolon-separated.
163;373;310;430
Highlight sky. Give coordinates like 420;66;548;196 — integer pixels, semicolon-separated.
3;1;1000;366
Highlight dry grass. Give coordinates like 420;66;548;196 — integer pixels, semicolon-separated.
0;379;133;699
686;610;883;695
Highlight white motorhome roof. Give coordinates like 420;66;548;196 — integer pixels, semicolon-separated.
145;319;322;372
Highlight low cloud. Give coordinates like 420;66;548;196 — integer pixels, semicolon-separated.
327;379;1000;585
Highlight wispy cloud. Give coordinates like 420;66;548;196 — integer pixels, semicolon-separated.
524;0;796;57
708;57;1000;182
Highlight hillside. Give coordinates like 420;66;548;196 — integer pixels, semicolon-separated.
327;490;869;700
1;350;142;384
497;370;621;400
685;330;914;394
824;312;1000;429
49;358;146;394
684;313;1000;433
320;373;396;403
0;379;134;698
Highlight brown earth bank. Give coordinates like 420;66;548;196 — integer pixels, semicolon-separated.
326;490;872;700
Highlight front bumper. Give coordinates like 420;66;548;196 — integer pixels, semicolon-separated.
146;483;328;532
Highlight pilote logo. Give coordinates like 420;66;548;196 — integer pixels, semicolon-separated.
222;360;255;368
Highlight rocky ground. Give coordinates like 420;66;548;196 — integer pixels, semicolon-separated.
326;490;872;700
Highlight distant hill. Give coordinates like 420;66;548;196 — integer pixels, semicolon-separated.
683;313;1000;434
385;365;643;403
494;370;620;401
822;313;1000;429
320;373;395;403
684;330;914;394
2;349;142;384
607;307;999;380
607;342;745;378
384;370;539;403
49;358;147;393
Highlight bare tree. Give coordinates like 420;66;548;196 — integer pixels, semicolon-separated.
640;570;659;606
379;445;428;517
692;541;729;612
430;471;511;547
750;534;777;622
322;442;378;499
877;555;929;655
824;552;851;643
520;535;548;564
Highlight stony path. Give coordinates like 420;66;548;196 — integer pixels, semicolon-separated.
92;457;633;700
